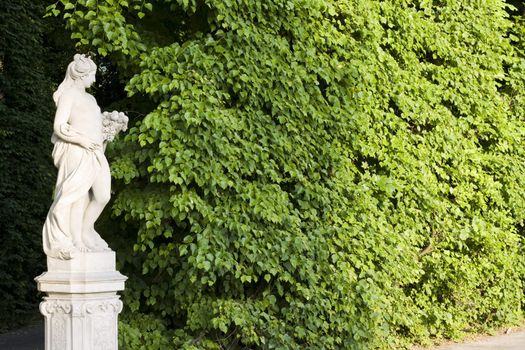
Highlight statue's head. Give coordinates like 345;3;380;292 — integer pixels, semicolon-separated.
53;54;97;105
67;54;97;86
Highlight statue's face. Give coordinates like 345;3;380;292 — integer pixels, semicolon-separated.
82;71;96;88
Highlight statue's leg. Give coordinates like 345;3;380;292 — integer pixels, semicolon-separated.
48;144;87;257
82;157;111;250
71;194;90;251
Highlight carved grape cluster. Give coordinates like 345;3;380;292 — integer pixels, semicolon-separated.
102;111;128;142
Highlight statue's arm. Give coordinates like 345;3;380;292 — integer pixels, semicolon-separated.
53;94;99;151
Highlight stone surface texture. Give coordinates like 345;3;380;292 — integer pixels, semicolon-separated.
36;251;126;350
429;331;525;350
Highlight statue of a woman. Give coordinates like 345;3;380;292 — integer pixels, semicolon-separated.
43;54;127;260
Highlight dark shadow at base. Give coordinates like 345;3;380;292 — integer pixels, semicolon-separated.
0;320;44;350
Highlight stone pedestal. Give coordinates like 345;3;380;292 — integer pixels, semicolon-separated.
35;251;127;350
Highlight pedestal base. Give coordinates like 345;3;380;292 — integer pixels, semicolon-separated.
35;251;127;350
40;294;122;350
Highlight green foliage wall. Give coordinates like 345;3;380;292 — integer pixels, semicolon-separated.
0;0;56;329
52;0;525;348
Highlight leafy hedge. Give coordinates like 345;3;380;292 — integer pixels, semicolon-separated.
0;0;56;330
52;0;525;348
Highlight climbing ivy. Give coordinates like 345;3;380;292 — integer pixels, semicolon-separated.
50;0;525;348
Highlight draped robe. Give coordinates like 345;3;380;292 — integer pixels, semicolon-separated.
42;125;104;259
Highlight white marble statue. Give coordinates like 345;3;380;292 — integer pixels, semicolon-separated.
43;54;128;260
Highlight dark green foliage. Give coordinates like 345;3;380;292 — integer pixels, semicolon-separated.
54;0;525;348
0;0;56;330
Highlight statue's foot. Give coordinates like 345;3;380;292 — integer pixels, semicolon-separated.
83;229;110;252
91;236;110;251
95;240;111;251
57;248;76;260
73;240;90;252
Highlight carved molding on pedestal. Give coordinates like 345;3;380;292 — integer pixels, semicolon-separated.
40;299;123;318
40;300;72;316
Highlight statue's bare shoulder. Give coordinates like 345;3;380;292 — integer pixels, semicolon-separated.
57;88;85;105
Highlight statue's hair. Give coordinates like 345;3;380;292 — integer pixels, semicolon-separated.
53;54;97;105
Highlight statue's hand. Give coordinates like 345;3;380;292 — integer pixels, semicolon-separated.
78;138;101;151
